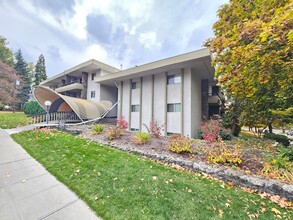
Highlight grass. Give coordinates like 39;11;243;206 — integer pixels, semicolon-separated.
12;129;292;220
0;111;31;129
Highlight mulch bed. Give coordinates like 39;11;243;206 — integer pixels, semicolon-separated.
67;124;272;181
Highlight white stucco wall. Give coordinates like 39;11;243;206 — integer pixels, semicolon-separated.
117;82;122;117
191;68;202;138
87;72;100;101
141;75;152;132
183;68;192;137
167;113;181;133
130;112;140;129
153;73;166;133
167;84;181;103
122;80;131;126
131;88;140;105
100;85;118;117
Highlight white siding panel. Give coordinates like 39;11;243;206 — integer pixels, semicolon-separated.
122;80;130;125
131;89;140;105
100;85;118;117
87;73;100;100
191;68;202;138
131;112;140;129
183;68;192;137
141;75;152;132
167;84;181;103
153;73;166;129
167;113;180;133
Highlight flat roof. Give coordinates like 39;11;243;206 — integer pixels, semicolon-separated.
41;59;120;85
95;48;212;83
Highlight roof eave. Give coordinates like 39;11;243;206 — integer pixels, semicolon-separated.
95;48;212;83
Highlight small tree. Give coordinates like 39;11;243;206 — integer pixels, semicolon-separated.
34;54;47;86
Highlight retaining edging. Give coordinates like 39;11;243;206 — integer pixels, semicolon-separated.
87;137;293;201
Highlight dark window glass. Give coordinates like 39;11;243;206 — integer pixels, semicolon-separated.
131;82;137;89
92;73;96;80
167;74;181;84
167;103;181;112
131;105;140;112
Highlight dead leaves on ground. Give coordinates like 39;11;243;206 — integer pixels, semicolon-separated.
149;158;293;210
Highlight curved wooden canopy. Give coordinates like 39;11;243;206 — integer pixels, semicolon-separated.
33;86;112;120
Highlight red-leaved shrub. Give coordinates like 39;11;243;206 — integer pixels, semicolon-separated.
116;116;128;130
199;119;231;142
149;120;164;138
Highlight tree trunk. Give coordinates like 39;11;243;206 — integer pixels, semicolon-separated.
268;122;273;133
231;117;237;136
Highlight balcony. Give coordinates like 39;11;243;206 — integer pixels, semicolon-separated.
55;82;83;93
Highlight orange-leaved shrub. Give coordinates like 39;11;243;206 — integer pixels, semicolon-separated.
105;126;124;140
105;116;129;140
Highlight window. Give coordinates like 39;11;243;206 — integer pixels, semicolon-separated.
131;128;139;131
167;103;181;112
131;105;140;112
131;82;137;89
167;74;181;84
212;86;219;95
91;91;96;98
132;81;140;89
91;73;96;80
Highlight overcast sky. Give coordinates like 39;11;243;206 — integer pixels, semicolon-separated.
0;0;228;77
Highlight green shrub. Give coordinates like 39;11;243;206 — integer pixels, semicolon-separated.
0;102;4;111
197;129;203;139
23;101;45;115
262;152;293;182
92;124;104;134
133;132;151;145
281;147;293;161
169;134;192;153
219;128;232;140
264;133;290;147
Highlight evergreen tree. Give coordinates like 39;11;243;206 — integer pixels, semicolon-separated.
34;54;47;85
14;49;30;104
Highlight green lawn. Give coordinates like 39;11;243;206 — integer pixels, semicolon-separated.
0;111;30;129
12;130;292;220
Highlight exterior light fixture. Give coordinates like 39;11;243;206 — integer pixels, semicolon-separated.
44;100;52;124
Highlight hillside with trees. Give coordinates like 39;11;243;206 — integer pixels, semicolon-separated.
0;35;47;110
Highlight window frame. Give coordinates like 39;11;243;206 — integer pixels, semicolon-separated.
167;74;181;85
91;73;96;81
90;91;96;98
167;103;181;112
131;81;137;89
131;105;140;112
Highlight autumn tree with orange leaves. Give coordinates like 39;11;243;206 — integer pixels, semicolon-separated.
206;0;293;133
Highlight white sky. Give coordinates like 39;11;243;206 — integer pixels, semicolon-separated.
0;0;228;77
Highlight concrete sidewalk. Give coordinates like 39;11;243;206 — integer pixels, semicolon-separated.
0;129;100;220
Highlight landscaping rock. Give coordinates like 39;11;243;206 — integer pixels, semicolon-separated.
67;125;293;201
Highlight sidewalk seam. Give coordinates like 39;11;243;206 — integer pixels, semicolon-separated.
37;198;79;220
